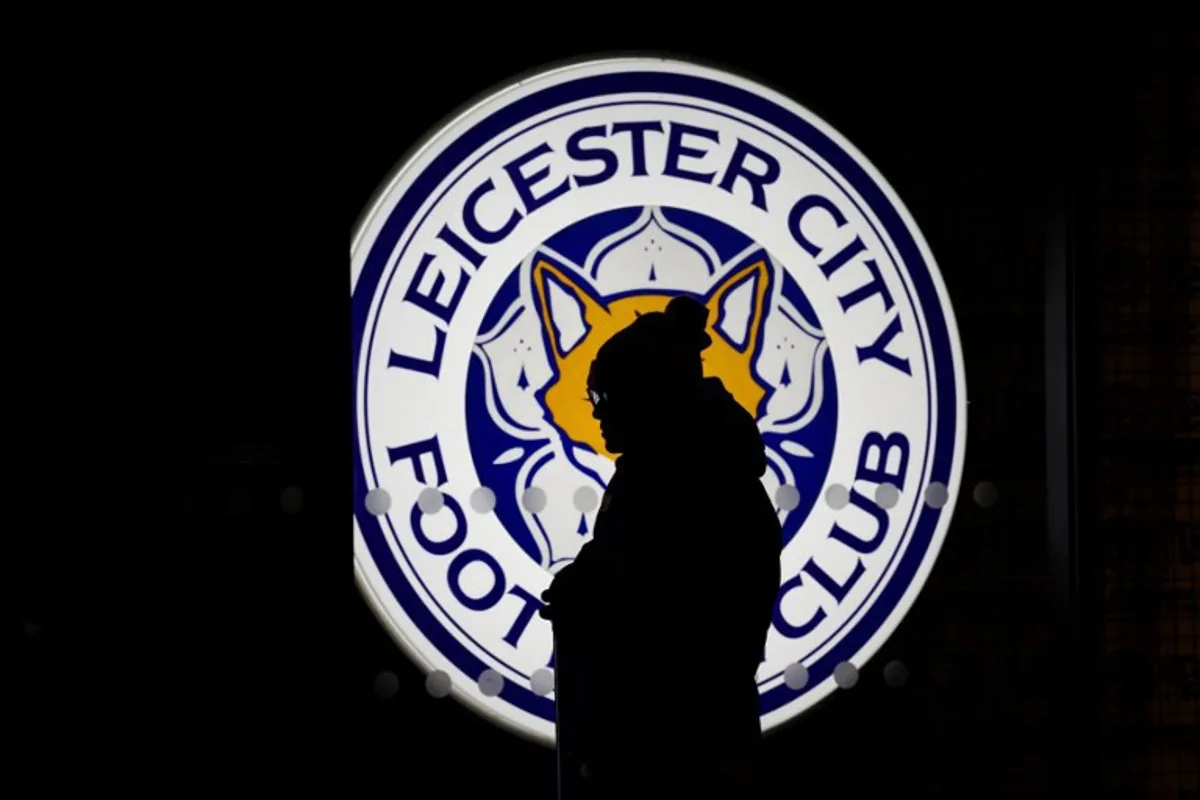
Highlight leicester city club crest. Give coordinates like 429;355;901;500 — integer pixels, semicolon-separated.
352;58;967;744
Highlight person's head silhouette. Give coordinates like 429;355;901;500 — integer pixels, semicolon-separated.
586;295;713;455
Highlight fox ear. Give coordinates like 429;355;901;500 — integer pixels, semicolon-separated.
705;257;771;354
531;257;606;363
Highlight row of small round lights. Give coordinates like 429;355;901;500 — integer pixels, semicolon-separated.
783;659;909;691
362;479;998;520
377;658;911;700
814;480;1000;510
363;486;499;517
814;482;951;511
373;667;553;700
782;661;859;689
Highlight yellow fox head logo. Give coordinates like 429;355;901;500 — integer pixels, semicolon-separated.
531;256;773;459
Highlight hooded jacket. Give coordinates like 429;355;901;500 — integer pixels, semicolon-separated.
546;374;782;775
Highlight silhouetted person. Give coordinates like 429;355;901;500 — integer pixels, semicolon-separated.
541;295;782;798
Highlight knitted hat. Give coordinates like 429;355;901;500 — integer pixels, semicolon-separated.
590;295;712;393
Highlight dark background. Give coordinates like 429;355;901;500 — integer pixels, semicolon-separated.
13;10;1196;799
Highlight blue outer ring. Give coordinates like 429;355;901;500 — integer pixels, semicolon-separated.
352;68;959;729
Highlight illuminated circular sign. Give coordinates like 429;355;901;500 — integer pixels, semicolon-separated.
352;57;967;744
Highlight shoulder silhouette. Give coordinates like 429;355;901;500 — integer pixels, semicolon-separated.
543;294;782;797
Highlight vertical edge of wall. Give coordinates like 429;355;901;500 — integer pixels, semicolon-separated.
1044;145;1091;793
